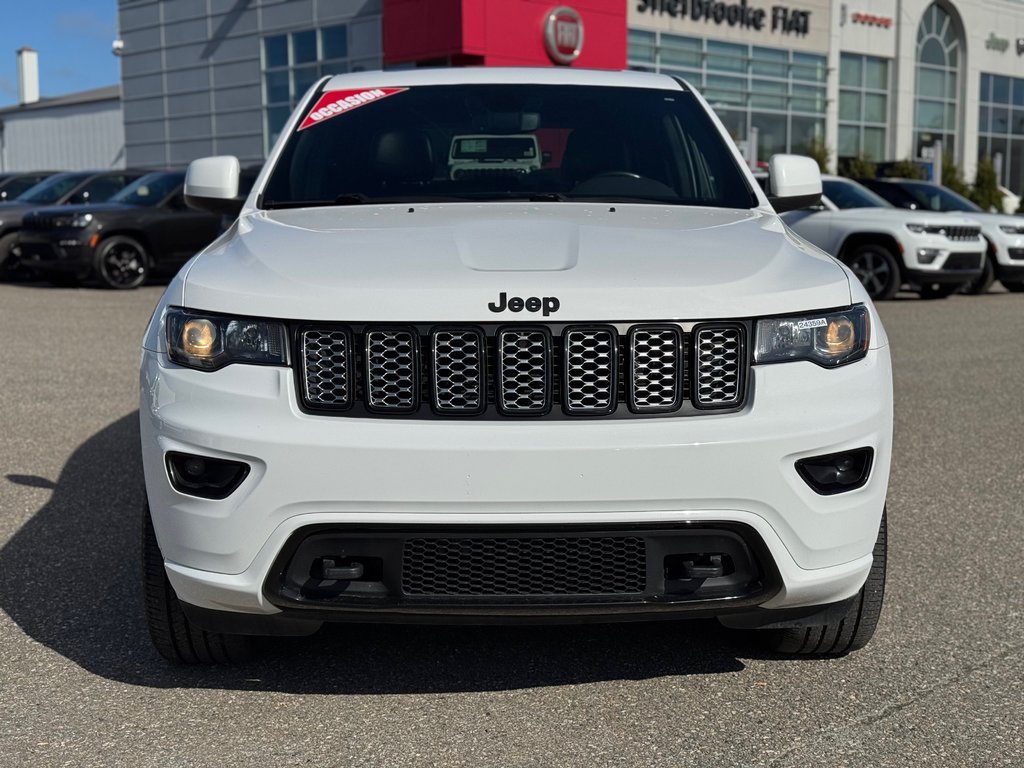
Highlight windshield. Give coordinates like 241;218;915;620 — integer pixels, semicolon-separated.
110;172;184;206
17;173;91;204
822;179;892;210
0;175;46;200
262;84;756;209
891;181;981;213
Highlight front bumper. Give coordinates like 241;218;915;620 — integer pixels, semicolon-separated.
141;345;892;622
16;229;94;275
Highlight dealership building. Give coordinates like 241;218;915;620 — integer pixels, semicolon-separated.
110;0;1024;191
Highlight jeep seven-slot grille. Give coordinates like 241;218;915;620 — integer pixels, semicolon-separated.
297;323;747;418
942;226;981;242
402;536;647;595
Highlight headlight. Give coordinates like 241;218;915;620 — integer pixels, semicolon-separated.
998;224;1024;234
165;307;289;371
905;223;952;235
69;213;93;228
754;305;870;368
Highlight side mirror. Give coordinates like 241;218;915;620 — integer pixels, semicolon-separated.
185;155;243;215
767;154;822;213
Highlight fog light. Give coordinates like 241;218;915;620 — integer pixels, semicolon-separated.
916;248;942;264
166;451;250;499
796;448;874;495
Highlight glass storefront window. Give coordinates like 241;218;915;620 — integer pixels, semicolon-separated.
839;53;890;161
264;36;288;69
864;58;888;91
321;25;348;60
839;54;861;87
914;3;961;156
978;71;1024;193
660;34;701;68
262;24;377;154
863;128;886;160
625;35;827;159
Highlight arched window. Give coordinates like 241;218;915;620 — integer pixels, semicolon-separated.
914;3;962;158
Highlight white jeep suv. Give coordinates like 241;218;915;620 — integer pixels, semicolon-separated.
777;175;986;300
140;69;892;663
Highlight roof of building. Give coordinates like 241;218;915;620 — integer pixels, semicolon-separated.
0;84;121;117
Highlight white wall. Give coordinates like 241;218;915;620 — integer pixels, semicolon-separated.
0;99;125;172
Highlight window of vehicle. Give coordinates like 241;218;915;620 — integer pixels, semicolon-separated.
111;172;186;206
821;179;893;210
16;173;93;204
67;175;136;204
884;181;980;212
261;84;756;210
0;175;49;201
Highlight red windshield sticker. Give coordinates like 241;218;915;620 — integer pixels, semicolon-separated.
298;87;408;130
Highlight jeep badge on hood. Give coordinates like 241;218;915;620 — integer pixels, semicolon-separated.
488;292;560;316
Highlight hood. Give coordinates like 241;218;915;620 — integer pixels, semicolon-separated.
182;203;852;322
828;207;982;228
26;202;143;218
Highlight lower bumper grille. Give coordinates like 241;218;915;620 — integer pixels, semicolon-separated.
402;536;647;596
266;524;779;615
944;252;983;270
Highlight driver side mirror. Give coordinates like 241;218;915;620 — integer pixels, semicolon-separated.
767;154;822;213
185;155;242;215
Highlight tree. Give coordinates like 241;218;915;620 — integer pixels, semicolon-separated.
885;159;927;180
941;151;970;196
838;155;877;180
970;155;1002;212
800;137;830;172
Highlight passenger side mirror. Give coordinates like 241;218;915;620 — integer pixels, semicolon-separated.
767;154;822;213
185;155;243;215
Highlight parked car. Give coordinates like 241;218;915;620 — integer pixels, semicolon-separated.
859;177;1024;293
0;170;145;279
776;175;986;300
17;170;228;288
139;68;892;663
0;171;56;202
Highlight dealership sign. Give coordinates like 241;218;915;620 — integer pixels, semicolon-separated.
544;7;584;65
636;0;811;36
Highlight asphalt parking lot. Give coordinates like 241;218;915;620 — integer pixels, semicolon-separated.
1;282;1022;767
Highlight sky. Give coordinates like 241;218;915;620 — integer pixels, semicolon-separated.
0;1;119;108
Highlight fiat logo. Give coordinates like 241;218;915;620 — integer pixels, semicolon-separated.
544;6;584;65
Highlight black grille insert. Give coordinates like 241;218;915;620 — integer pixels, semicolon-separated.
402;536;647;596
295;322;749;418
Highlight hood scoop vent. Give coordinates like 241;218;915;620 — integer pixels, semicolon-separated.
455;220;580;272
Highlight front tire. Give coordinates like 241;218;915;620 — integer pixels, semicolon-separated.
761;509;887;656
843;244;900;301
95;235;149;289
961;252;995;295
143;506;253;664
0;232;29;281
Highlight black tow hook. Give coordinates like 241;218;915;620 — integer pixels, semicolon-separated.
320;558;364;580
681;554;726;579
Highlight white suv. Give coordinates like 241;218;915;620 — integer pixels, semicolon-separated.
775;175;986;300
140;69;892;663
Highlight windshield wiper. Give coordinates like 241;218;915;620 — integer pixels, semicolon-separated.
527;193;567;202
334;193;369;205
